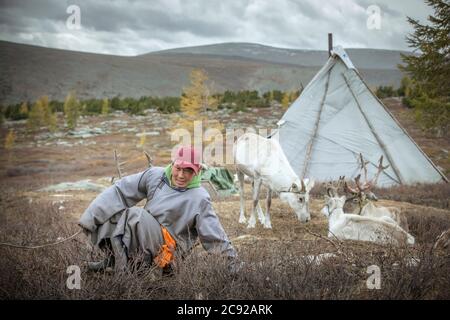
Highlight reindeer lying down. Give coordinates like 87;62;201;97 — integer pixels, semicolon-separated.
321;190;415;246
343;155;410;232
322;155;414;246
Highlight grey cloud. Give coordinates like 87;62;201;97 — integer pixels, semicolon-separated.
288;0;324;21
0;0;433;55
0;0;67;21
66;1;235;36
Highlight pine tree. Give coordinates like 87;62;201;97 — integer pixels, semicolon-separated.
19;102;28;115
101;98;110;115
400;0;449;97
281;92;290;109
397;76;413;97
399;0;450;137
27;99;45;130
290;90;300;102
64;92;80;130
41;96;57;132
27;96;57;131
48;111;58;132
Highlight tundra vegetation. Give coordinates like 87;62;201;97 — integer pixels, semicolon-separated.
0;0;449;299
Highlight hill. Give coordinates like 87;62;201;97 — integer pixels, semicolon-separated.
0;41;410;104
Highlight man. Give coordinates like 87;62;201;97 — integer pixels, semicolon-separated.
79;145;237;273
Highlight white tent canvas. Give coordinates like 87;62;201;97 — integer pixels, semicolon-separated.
273;46;447;186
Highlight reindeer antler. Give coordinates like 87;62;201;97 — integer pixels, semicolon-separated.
326;176;346;197
347;155;390;213
358;153;370;182
344;179;358;193
369;155;390;187
355;154;389;190
356;174;371;192
344;174;369;194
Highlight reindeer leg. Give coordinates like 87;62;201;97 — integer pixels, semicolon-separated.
256;202;265;225
264;188;273;229
237;171;247;224
256;184;265;225
248;177;262;228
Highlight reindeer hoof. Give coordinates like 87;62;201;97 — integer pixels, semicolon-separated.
238;217;247;224
246;222;256;229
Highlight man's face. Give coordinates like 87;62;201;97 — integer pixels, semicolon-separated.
171;164;195;188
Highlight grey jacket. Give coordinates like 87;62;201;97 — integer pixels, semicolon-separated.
79;166;236;258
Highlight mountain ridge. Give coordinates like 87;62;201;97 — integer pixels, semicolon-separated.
0;40;409;105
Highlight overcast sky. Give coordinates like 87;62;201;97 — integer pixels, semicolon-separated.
0;0;434;56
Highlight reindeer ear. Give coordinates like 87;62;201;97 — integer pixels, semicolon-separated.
301;179;306;192
307;179;315;191
290;182;299;193
368;192;378;201
326;187;333;197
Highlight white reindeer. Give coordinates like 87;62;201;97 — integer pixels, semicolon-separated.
360;202;409;233
234;132;314;228
321;192;415;246
344;155;410;232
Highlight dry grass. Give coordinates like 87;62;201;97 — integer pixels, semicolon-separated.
371;184;450;210
1;189;449;300
1;102;449;300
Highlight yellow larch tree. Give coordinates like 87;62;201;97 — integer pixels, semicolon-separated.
101;98;110;115
281;92;290;110
178;69;219;133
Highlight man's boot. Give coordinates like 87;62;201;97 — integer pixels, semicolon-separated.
111;236;128;272
87;239;115;272
87;256;114;272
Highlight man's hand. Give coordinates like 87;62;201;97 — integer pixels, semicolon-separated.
227;257;250;275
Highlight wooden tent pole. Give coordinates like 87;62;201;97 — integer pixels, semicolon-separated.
354;71;449;183
301;64;334;179
342;72;404;184
328;33;333;57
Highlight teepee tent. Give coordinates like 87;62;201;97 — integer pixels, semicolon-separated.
273;46;447;186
